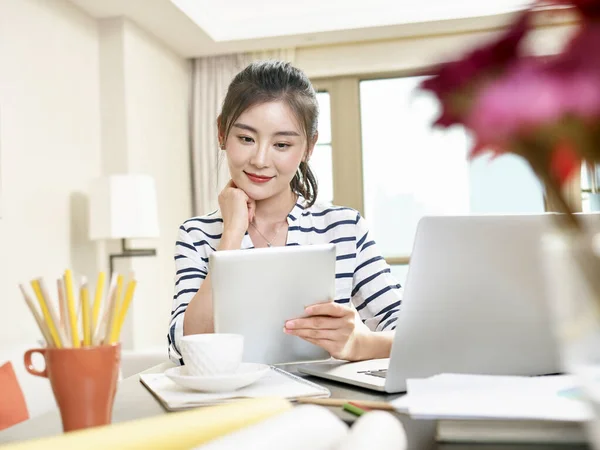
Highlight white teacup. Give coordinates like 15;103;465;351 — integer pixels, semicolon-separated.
180;333;243;377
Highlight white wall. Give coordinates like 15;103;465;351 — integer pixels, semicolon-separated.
121;20;192;350
0;0;101;348
0;1;191;354
94;17;192;351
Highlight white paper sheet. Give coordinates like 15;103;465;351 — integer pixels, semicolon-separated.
194;405;349;450
404;373;592;421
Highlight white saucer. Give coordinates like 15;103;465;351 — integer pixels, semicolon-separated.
165;363;270;392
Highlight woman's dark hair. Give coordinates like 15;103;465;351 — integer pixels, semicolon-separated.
218;60;319;206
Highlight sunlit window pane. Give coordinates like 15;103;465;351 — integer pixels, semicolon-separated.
360;76;545;258
582;163;600;213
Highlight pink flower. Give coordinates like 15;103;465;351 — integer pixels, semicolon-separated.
420;12;530;127
467;60;600;152
468;63;561;148
551;21;600;163
421;1;600;188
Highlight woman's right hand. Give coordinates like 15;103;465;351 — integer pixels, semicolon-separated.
218;180;255;244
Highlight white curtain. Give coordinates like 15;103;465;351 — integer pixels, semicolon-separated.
190;49;296;216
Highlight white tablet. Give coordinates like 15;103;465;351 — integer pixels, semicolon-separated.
209;244;336;365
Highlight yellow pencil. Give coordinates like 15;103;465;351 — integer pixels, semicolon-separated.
93;273;117;346
30;279;63;348
57;278;70;344
104;274;123;345
57;281;66;329
81;278;92;347
92;271;105;336
38;279;68;346
111;278;137;344
64;269;80;348
19;284;54;347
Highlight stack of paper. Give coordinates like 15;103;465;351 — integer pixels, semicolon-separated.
400;373;591;421
390;374;593;445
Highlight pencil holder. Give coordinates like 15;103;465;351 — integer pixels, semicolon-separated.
24;343;121;432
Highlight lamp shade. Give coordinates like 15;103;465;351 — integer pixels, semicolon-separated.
89;174;160;240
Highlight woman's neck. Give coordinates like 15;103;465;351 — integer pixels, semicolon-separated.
253;189;297;225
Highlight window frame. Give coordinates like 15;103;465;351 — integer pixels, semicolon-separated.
312;78;365;216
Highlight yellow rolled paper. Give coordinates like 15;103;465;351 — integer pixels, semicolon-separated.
1;398;291;450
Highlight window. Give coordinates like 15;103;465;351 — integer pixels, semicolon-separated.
360;76;546;284
314;74;550;285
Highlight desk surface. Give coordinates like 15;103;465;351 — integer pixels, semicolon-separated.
0;363;590;450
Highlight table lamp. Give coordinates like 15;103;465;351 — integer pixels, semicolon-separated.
89;174;160;275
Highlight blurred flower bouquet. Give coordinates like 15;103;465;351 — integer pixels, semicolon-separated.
421;0;600;443
422;1;600;219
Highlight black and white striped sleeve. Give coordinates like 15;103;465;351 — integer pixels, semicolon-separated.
168;225;209;364
351;213;402;332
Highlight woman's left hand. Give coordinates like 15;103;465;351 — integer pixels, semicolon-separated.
284;302;372;361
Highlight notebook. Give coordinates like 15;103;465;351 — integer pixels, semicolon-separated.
140;366;330;411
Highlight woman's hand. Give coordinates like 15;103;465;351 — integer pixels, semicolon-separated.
218;180;255;248
283;302;373;361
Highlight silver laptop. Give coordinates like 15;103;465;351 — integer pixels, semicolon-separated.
210;244;336;365
298;214;600;393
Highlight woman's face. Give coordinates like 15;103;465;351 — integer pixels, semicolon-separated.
223;100;313;201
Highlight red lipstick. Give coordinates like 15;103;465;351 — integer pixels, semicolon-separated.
245;172;274;184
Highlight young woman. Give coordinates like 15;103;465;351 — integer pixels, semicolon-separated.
169;60;402;365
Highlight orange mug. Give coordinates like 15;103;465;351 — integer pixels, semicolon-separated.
24;344;121;432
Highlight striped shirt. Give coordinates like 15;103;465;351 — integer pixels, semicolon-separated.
168;197;402;364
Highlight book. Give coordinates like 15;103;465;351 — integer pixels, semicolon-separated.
140;366;330;411
436;419;586;445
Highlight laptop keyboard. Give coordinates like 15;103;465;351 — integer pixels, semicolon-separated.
357;369;387;379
